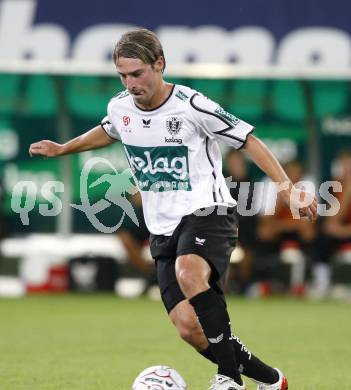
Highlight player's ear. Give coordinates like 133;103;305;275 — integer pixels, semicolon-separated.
154;56;164;72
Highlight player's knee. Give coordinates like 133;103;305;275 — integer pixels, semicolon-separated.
176;255;210;297
176;267;196;292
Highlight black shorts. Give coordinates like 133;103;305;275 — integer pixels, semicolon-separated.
149;206;238;313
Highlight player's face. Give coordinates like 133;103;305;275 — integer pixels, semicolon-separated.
117;56;163;108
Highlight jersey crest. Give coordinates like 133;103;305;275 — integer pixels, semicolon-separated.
166;116;183;135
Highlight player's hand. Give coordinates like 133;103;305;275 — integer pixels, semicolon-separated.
29;140;63;158
289;187;318;222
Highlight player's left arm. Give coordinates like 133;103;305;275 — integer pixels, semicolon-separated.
243;134;318;222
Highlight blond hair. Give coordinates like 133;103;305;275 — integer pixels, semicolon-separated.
113;28;165;71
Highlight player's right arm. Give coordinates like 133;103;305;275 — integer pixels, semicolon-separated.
29;125;116;158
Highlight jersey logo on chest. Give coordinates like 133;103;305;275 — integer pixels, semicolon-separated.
124;144;191;192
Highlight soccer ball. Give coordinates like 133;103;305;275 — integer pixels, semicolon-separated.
132;365;187;389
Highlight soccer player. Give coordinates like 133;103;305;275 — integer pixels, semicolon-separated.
29;28;317;390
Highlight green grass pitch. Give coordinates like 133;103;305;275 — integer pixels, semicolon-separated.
0;294;350;389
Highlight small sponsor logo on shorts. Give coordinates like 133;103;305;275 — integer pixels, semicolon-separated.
208;333;223;344
195;237;206;245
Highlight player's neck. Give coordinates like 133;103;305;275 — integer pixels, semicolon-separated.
137;81;173;110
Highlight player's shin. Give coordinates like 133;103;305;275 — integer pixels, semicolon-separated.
189;288;243;385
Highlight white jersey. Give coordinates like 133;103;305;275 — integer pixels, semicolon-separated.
101;84;254;235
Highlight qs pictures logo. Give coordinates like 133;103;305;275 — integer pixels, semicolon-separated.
71;157;139;233
10;157;140;232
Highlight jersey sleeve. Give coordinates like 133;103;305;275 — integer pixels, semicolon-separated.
190;93;254;149
100;115;120;140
